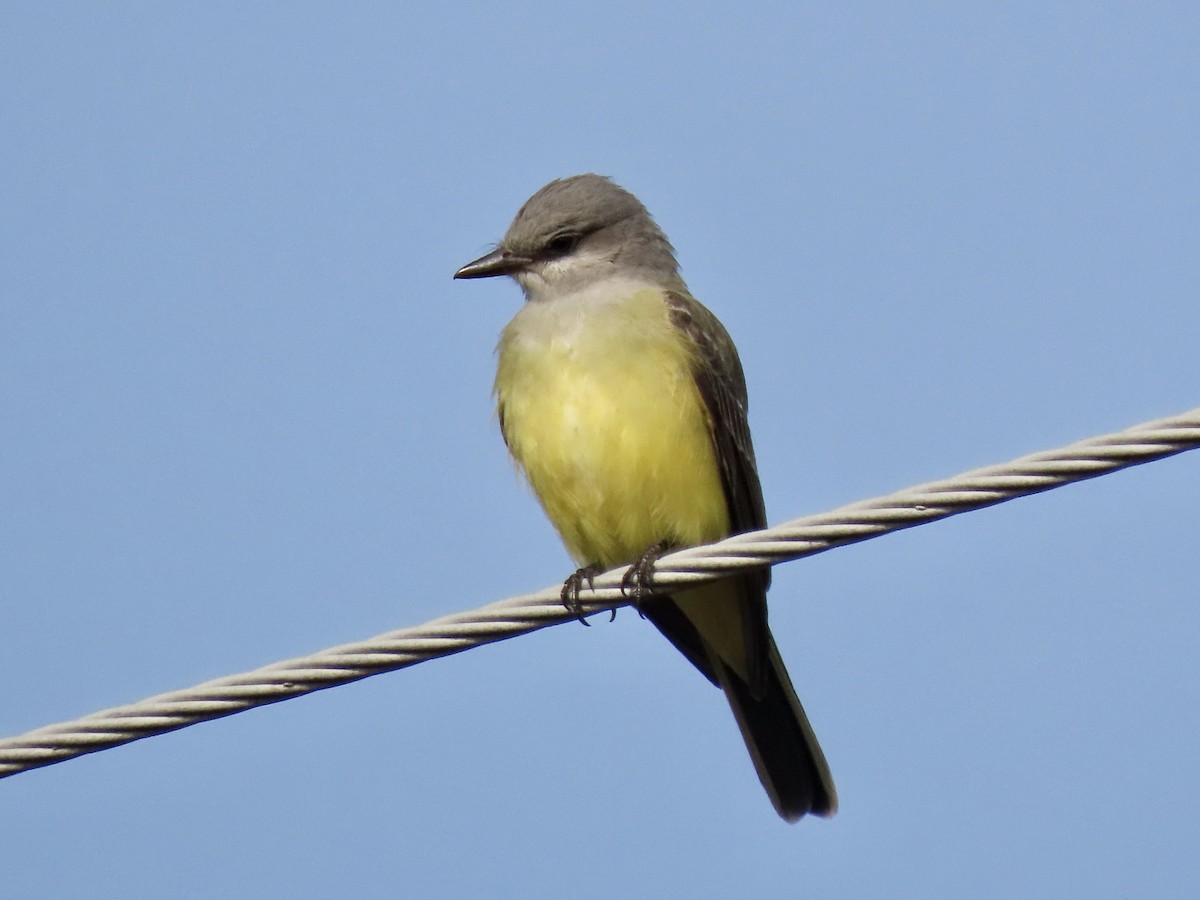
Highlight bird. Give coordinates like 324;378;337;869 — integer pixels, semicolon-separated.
454;174;836;821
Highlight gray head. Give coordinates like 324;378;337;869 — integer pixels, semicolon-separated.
454;174;683;300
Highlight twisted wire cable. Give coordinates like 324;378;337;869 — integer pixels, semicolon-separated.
1;406;1197;778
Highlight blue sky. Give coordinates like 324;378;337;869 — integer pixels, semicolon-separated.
3;3;1198;897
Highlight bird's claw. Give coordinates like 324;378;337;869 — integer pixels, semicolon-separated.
561;565;604;625
621;541;671;618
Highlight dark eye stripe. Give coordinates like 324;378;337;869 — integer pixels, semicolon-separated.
545;234;579;256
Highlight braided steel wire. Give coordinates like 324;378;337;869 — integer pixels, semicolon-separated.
1;406;1196;778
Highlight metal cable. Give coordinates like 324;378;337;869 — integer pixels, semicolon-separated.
1;406;1197;778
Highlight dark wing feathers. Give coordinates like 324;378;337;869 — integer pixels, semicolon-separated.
664;291;769;541
649;290;772;694
662;292;838;819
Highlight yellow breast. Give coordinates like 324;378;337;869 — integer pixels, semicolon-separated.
494;285;730;568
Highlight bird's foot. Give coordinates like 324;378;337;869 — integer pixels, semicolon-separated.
621;541;671;618
561;564;605;625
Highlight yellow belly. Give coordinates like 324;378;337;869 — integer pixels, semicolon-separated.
494;286;730;568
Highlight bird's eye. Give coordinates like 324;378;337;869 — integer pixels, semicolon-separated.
546;234;579;256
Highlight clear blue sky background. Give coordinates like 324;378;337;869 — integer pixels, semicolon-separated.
3;3;1198;897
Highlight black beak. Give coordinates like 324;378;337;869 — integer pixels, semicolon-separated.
453;247;531;279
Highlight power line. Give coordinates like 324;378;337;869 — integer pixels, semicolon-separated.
1;406;1196;778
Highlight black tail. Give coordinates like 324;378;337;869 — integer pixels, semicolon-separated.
714;636;837;821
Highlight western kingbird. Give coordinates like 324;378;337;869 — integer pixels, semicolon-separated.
454;174;836;821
